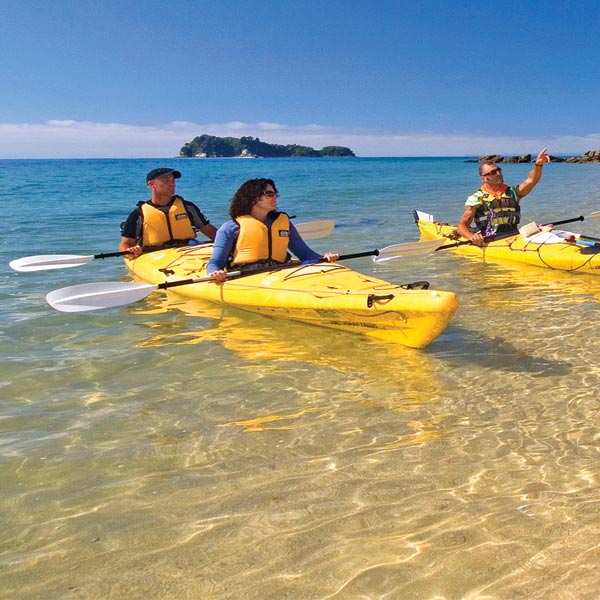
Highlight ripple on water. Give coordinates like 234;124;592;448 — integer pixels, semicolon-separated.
4;159;600;598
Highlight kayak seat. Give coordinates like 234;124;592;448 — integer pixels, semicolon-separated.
401;281;430;290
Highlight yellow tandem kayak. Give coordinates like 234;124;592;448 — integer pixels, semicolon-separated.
124;244;459;348
415;210;600;275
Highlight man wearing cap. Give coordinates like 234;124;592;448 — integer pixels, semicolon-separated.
119;168;217;258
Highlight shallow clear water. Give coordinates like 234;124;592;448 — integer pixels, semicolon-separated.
1;158;600;598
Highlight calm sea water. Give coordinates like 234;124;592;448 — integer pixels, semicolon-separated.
1;157;600;599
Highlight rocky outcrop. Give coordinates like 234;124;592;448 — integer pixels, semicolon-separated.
468;150;600;164
563;150;600;163
473;153;563;163
481;153;533;163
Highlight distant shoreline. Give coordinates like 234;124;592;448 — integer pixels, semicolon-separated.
2;153;600;161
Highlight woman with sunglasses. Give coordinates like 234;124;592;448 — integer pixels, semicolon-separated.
207;178;338;282
457;147;550;246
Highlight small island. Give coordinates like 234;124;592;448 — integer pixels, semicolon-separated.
179;134;355;158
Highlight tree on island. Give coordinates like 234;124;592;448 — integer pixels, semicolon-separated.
179;135;355;158
320;145;356;157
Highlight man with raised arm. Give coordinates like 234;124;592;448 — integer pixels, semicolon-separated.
457;148;550;245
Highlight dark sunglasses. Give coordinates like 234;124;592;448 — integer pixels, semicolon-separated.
482;167;502;177
261;191;278;197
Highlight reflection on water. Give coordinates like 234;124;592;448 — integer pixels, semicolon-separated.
4;257;600;598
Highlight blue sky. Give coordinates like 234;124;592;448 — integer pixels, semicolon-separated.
2;0;599;158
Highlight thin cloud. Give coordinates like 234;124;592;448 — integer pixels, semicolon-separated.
0;120;598;159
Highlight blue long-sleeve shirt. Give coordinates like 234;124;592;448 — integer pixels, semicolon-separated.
206;215;322;274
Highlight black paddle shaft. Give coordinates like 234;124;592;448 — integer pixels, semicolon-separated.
155;252;383;292
434;235;503;251
331;250;378;261
155;251;389;292
93;250;132;259
435;215;591;251
545;215;584;227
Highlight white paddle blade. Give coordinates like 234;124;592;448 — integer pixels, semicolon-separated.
372;238;446;262
414;210;434;222
587;211;600;220
9;254;94;272
519;222;539;238
46;281;157;313
295;220;335;240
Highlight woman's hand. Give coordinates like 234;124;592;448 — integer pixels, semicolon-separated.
210;269;228;283
321;252;339;262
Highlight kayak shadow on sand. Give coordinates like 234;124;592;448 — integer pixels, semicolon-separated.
431;324;574;376
126;291;453;376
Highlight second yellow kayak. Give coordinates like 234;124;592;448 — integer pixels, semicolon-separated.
415;211;600;275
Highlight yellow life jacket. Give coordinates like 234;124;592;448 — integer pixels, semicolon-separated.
139;196;196;247
232;213;290;265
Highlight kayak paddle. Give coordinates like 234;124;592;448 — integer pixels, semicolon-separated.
295;219;335;240
516;212;600;231
46;273;241;313
546;211;600;226
9;220;336;273
9;250;133;272
46;240;445;313
370;238;446;261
